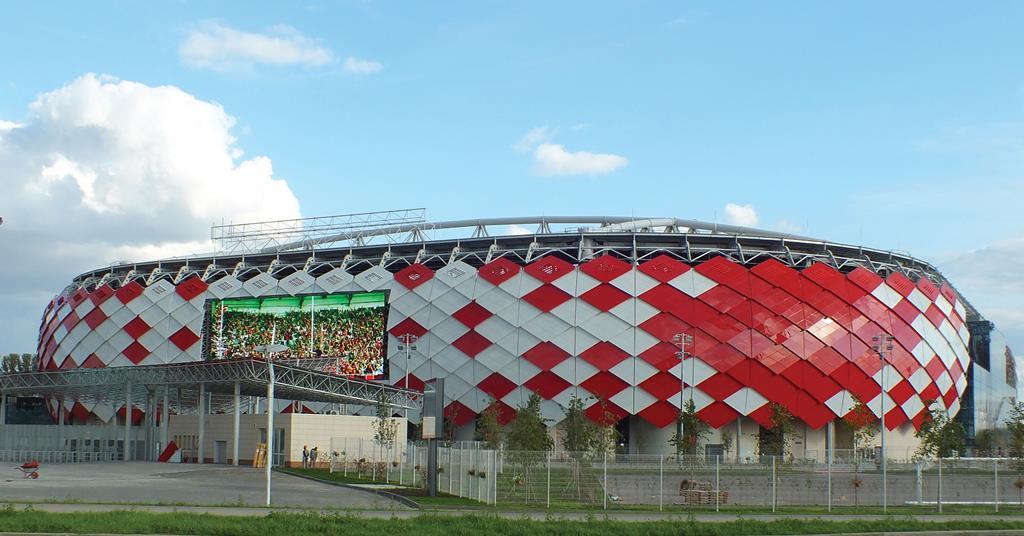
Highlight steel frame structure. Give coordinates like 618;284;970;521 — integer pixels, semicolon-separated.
0;358;420;411
69;216;982;321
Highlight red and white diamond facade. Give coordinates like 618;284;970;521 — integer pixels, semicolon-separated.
38;248;973;435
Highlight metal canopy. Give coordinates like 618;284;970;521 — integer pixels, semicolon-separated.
0;358;420;411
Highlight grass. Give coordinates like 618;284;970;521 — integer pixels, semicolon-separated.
277;466;483;508
7;508;1024;535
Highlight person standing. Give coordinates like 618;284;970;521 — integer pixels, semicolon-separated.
310;446;319;468
302;445;309;469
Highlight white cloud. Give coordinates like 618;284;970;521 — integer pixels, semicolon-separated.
0;74;302;351
503;224;533;236
343;56;382;75
180;22;334;71
532;144;628;177
513;126;555;153
723;203;759;227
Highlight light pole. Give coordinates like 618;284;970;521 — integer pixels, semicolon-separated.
872;333;894;513
673;333;694;461
398;334;418;420
255;342;287;507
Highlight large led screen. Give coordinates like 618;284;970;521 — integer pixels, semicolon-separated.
204;292;388;376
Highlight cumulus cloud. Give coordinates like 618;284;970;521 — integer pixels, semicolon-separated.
0;74;302;351
343;56;382;75
180;22;334;70
532;144;628;176
513;126;555;153
723;203;759;227
933;236;1024;351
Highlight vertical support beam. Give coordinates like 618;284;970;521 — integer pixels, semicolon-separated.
233;381;241;466
124;380;132;462
144;391;152;461
198;383;206;465
0;392;6;443
57;397;65;453
161;387;170;453
826;420;834;512
266;362;276;507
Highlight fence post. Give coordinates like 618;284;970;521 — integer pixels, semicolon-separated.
659;455;664;512
915;462;922;504
603;451;608;510
546;451;551;509
399;445;404;485
938;457;943;513
715;455;721;512
827;446;832;512
772;456;777;513
995;459;1000;513
492;450;497;506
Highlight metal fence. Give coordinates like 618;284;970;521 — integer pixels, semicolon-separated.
0;450;120;464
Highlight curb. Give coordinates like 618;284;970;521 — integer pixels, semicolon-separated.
275;469;421;510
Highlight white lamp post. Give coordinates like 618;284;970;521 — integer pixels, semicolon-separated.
673;333;694;460
255;341;287;507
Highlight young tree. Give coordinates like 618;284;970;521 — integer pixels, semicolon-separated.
843;395;877;506
505;394;553;501
559;395;618;502
373;392;399;464
669;399;711;457
1005;401;1024;508
755;403;797;458
915;406;966;460
475;398;505;450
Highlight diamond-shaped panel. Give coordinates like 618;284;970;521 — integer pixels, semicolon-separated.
580;254;632;283
175;277;209;301
453;301;492;329
478;257;521;286
524;256;574;284
579;284;630;312
394;263;434;290
169;327;200;351
452;330;492;358
523;285;571;313
524;371;571;399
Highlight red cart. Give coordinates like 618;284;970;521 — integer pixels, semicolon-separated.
16;460;40;479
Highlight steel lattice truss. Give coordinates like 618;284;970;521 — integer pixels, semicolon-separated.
0;358;420;410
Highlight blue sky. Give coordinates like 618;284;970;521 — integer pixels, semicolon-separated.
0;1;1022;353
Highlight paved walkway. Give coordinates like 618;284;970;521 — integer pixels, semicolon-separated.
0;462;407;510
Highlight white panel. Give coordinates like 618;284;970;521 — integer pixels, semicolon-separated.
580;313;630;342
549;328;578;354
431;316;471;345
99;296;125;315
607;327;636;354
907;288;932;313
521;314;572;342
475;286;517;314
125;294;154;315
430;288;471;316
934;295;953;317
633;388;658;412
243;272;278;297
143;279;176;304
901;394;925;419
353;265;392;291
435;261;476;288
208;275;243;299
475;345;517;372
278;271;315;296
954;300;966;321
573;329;601;356
725;387;768;415
871;283;902;309
429;347;466;374
907;367;932;394
609;387;636;413
499;272;542;298
668;270;717;297
73;299;95;319
315;268;354;294
411;278;438;300
633;358;659;385
865;392;895;419
824;390;855;418
673;387;714;411
549;299;576;325
609;358;636;384
390;291;430;317
676;357;717;385
476;315;515;344
139;306;168;328
94;318;119;340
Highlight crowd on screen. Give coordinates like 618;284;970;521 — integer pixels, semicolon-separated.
209;306;385;375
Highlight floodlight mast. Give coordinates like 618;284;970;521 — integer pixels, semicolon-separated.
872;334;894;513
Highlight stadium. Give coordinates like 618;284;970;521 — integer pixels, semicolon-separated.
28;210;1019;459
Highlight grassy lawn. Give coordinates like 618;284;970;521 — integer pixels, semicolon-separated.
277;467;482;508
6;509;1024;535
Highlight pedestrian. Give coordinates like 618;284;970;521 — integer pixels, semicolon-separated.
302;445;309;469
310;446;319;468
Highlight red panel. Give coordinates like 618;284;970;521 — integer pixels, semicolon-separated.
116;406;145;426
638;254;690;283
696;373;743;400
122;341;150;364
924;304;945;329
453;301;493;329
886;272;916;297
911;408;930;430
61;311;80;332
69;288;89;308
444;401;478;427
638;400;679;428
580;371;629;399
638;284;692;319
585;400;628;425
522;341;571;370
452;330;492;358
59;355;77;370
847;267;884;292
580;284;630;312
698;285;746;314
522;285;571;312
925;356;946;381
888;380;915;405
782;331;826;360
640;342;681;371
482;400;516;426
919;383;941;403
807;345;847;376
524;371;571;399
677;302;745;343
81;354;106;369
639;371;683;399
751;259;801;289
840;363;881;403
394;263;434;290
123;317;151;340
170;327;201;351
70;402;91;423
478;257;521;286
477;373;517;400
388;317;428;338
727;329;775;360
579;341;629;370
803;263;867;305
116;281;145;304
916;278;940;301
175;277;209;301
524;256;574;284
884;406;909;430
747;403;774;428
754;345;800;372
83;307;108;330
699;343;747;373
694;256;748;287
394;374;425;392
580;254;632;283
942;387;958;407
638;312;693;343
939;283;958;306
697;401;740;428
89;285;116;306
